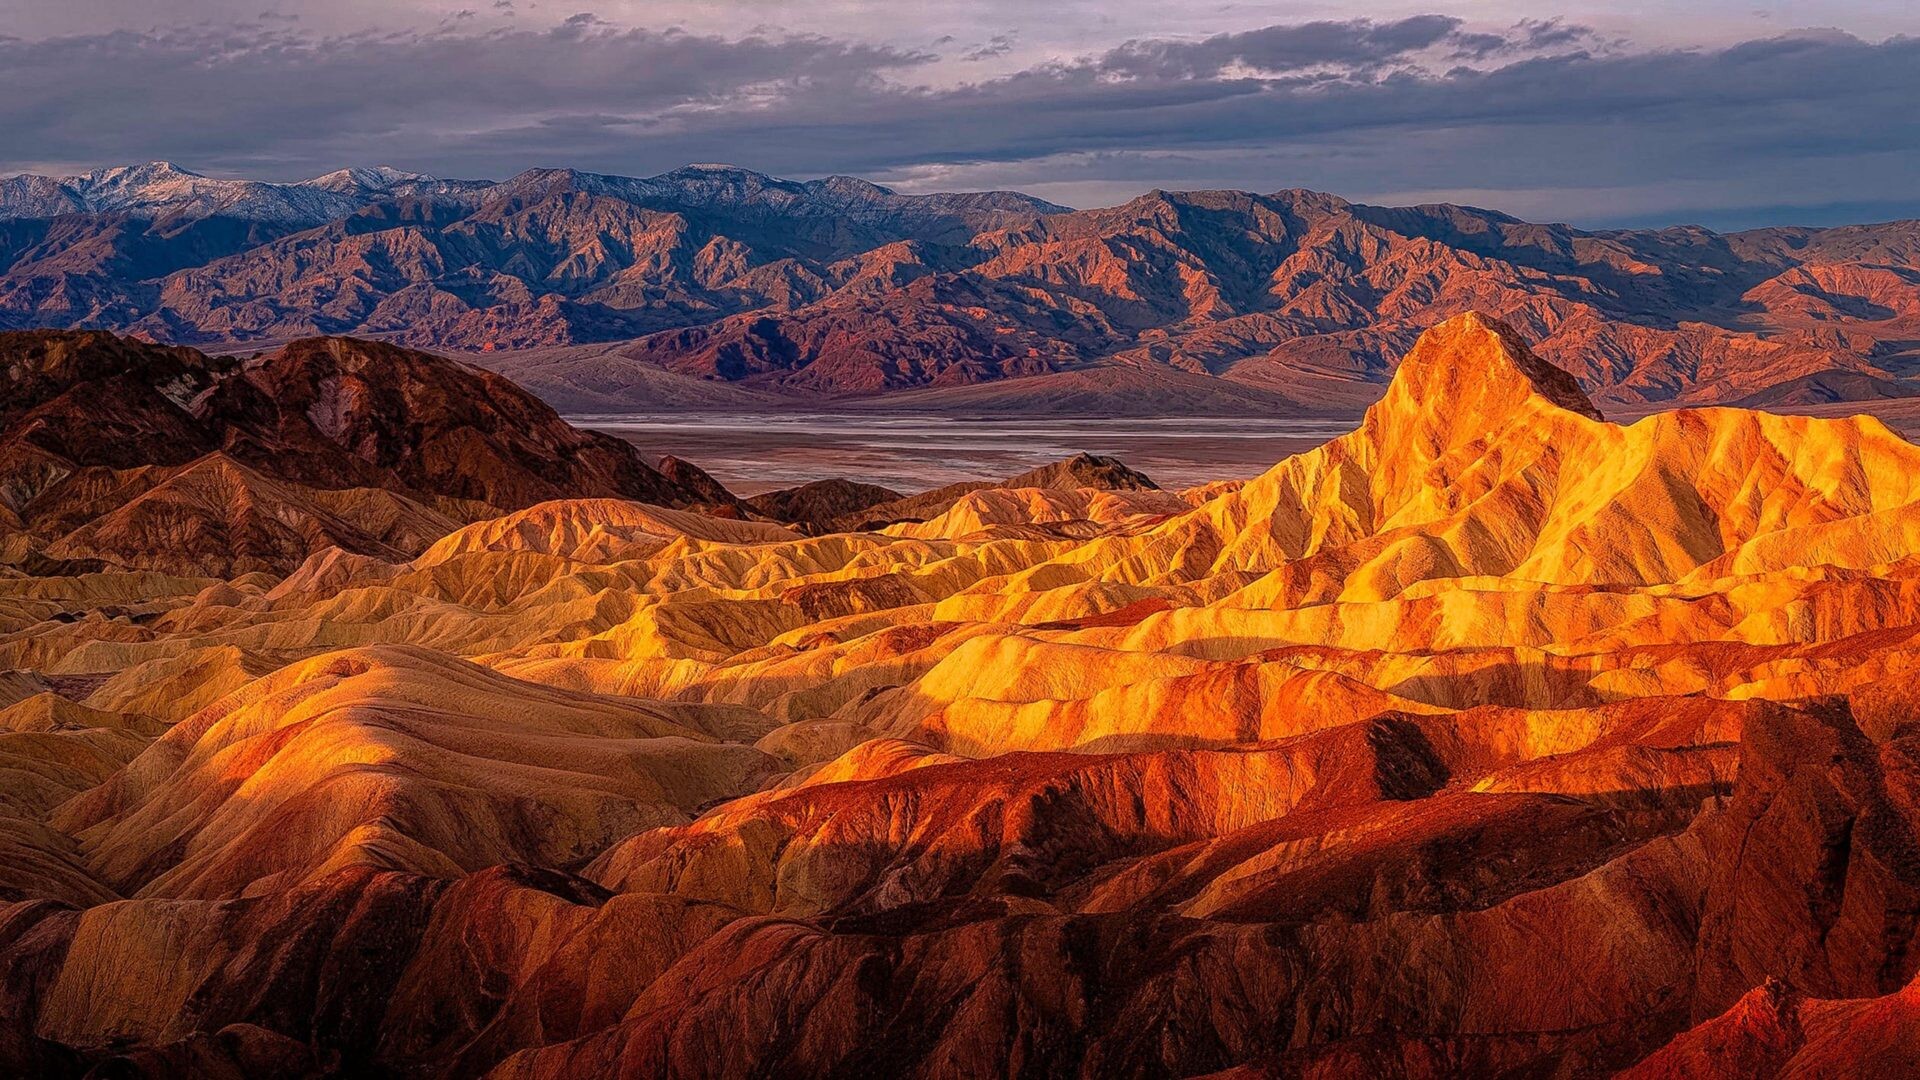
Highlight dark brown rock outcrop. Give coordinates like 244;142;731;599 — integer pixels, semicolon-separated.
839;452;1159;531
744;478;903;534
0;330;723;573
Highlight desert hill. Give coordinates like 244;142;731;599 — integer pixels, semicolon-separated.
0;330;721;574
6;163;1920;411
744;452;1162;534
0;314;1916;1073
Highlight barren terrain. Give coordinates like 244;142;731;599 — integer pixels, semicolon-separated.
0;315;1917;1075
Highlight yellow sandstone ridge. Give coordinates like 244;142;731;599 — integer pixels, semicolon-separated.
4;312;1920;1074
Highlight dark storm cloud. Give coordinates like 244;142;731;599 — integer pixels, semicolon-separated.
1097;15;1467;78
0;18;928;175
0;12;1915;226
593;28;1920;180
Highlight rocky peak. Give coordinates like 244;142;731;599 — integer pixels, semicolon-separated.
1004;453;1160;492
1370;312;1602;438
302;166;435;194
678;163;760;175
745;477;906;533
651;164;795;199
805;175;904;206
0;328;228;424
656;455;740;506
84;161;204;186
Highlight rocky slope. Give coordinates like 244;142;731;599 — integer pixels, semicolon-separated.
0;330;719;574
0;314;1917;1074
6;164;1920;409
743;478;904;534
744;453;1162;534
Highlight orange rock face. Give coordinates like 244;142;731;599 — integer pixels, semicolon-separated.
2;313;1919;1075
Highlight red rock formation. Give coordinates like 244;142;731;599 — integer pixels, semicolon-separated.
0;315;1914;1075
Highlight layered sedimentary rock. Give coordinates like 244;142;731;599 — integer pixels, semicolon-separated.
0;313;1918;1075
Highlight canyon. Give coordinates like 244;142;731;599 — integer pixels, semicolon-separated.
0;313;1916;1074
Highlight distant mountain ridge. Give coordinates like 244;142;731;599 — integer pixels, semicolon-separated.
2;161;1918;411
0;160;492;226
0;160;1064;231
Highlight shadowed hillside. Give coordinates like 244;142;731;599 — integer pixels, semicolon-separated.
0;330;728;574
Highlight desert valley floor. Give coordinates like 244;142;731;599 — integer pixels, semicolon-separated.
1;312;1919;1076
579;413;1353;496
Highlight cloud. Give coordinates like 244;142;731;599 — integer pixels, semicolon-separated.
1446;17;1602;60
1097;16;1468;78
961;34;1015;62
0;18;928;176
0;13;1914;227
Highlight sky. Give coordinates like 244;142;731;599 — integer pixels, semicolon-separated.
0;1;1916;228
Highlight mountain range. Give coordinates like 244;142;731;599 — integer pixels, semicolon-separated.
3;315;1920;1074
4;162;1919;412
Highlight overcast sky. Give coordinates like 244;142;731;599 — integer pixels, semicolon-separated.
1;0;1915;228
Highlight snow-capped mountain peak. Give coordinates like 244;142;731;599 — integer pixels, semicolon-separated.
0;160;1064;230
0;162;493;226
301;165;437;194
